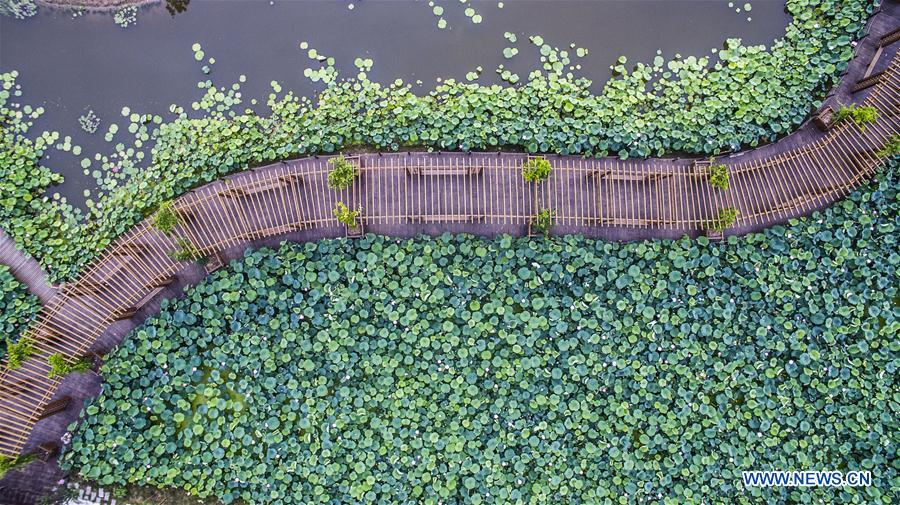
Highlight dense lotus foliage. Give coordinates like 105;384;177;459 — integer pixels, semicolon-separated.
0;265;39;360
63;163;898;504
0;0;37;20
0;0;875;282
0;72;86;275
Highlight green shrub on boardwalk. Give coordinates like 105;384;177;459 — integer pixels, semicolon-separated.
531;208;555;237
327;156;356;191
522;157;552;183
708;160;729;190
876;134;900;158
332;202;360;227
168;238;202;262
152;201;180;236
0;454;35;479
711;206;739;231
834;104;878;130
48;353;92;378
6;335;35;369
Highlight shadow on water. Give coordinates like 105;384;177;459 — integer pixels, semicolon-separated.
165;0;190;17
0;0;791;206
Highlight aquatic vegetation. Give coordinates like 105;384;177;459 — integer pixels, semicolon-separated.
0;0;37;19
427;0;484;30
0;72;86;282
522;35;586;75
78;109;100;134
62;164;899;503
428;1;446;29
161;0;870;163
300;42;338;84
727;0;754;22
464;66;484;82
495;64;519;84
165;0;190;16
113;5;137;28
521;156;551;182
191;42;204;61
353;56;375;81
0;265;39;361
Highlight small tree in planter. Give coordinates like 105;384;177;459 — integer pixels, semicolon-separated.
6;336;36;369
708;159;729;191
529;208;555;238
711;207;739;232
876;135;900;158
834;104;877;130
334;202;363;236
169;238;205;263
47;353;93;379
814;105;835;131
327;156;357;191
153;201;180;236
522;157;551;183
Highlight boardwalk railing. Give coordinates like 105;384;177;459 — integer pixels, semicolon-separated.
0;51;897;458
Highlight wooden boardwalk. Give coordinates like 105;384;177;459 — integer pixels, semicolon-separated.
0;32;898;469
0;231;56;305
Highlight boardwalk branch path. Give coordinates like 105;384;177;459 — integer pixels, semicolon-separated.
0;231;55;305
0;9;898;497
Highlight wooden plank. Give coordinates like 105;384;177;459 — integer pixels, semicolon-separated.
597;217;650;227
879;26;900;47
38;396;71;420
852;71;884;92
406;165;483;176
408;214;485;223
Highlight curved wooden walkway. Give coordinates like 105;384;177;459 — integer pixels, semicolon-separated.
0;231;55;305
1;23;899;470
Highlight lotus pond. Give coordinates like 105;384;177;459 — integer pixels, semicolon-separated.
2;0;896;501
61;162;899;504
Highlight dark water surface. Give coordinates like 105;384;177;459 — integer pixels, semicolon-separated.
0;0;790;205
